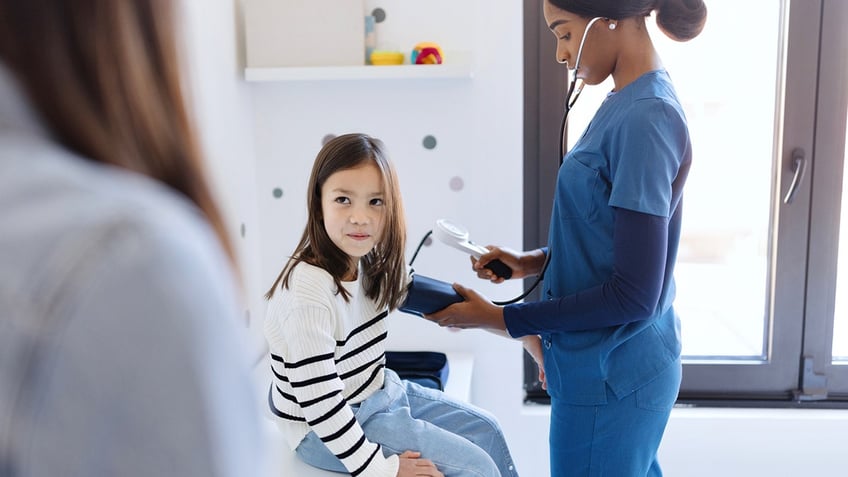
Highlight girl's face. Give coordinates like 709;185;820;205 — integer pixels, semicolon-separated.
543;2;616;85
321;161;386;276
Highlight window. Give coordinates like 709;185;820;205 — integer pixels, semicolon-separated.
834;116;848;361
523;0;848;404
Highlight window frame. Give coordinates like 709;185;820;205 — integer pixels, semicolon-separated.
804;0;848;399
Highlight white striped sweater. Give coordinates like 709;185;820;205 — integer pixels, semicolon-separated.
264;262;398;477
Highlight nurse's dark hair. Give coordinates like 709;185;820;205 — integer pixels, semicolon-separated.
265;133;408;312
547;0;707;41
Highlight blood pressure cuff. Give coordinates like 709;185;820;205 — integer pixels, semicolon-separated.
399;273;464;317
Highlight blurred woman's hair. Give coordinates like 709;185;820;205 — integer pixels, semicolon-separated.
0;0;235;263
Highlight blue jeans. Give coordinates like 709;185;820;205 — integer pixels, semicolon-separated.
549;359;681;476
296;369;518;477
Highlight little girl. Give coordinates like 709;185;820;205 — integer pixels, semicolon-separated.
264;133;518;477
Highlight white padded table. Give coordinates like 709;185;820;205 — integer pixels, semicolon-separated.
257;352;474;476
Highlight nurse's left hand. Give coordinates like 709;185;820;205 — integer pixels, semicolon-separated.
424;283;506;331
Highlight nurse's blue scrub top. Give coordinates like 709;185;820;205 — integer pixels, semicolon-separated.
504;70;692;405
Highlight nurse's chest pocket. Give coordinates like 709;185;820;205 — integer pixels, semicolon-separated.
556;158;606;221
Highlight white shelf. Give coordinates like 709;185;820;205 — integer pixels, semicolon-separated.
245;52;473;82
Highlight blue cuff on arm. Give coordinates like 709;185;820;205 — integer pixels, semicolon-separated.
505;208;669;337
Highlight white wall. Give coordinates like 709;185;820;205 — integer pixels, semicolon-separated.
181;0;267;357
181;1;848;476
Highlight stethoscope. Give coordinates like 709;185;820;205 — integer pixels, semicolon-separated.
559;16;611;161
410;17;612;306
480;17;616;306
493;16;612;305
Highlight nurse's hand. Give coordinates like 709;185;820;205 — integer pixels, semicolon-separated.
423;283;506;331
472;247;546;284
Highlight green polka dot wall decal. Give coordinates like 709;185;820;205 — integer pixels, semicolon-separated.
273;188;283;199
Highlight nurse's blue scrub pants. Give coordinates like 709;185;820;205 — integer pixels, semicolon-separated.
549;359;681;476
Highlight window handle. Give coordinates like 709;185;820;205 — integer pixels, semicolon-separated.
783;147;807;205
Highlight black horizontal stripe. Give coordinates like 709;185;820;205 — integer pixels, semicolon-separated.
337;332;387;363
268;386;305;422
308;399;347;427
299;389;343;408
274;385;343;408
274;385;298;404
339;353;384;380
286;352;335;369
350;445;380;477
270;353;285;364
337;433;367;460
321;415;357;443
289;372;338;388
336;310;388;346
347;364;384;402
270;364;288;382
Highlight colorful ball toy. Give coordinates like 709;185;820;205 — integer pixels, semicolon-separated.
411;42;444;65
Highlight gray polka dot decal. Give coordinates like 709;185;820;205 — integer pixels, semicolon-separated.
273;188;283;199
422;135;437;150
424;236;433;247
322;134;336;146
240;223;246;238
372;8;386;23
449;176;464;191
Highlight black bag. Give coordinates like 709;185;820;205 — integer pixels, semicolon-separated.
385;351;450;391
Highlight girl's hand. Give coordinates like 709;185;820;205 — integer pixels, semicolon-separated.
471;247;546;284
396;451;444;477
424;284;506;331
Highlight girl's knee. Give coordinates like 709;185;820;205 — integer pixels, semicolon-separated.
435;448;500;477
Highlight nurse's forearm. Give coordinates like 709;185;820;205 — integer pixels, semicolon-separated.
503;208;669;336
520;248;548;276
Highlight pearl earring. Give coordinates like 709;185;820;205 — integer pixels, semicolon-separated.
609;22;617;30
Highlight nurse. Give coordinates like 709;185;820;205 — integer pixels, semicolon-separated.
425;0;707;475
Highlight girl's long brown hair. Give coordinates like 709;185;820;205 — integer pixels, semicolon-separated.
266;134;408;311
0;0;235;263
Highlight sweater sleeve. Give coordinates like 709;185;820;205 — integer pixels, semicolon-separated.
270;304;397;477
504;207;668;336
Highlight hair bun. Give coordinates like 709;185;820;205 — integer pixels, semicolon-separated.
656;0;707;41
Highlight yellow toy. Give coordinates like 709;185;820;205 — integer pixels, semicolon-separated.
369;50;404;66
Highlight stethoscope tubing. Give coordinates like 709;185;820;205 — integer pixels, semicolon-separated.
560;16;606;161
513;17;607;305
411;17;607;307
